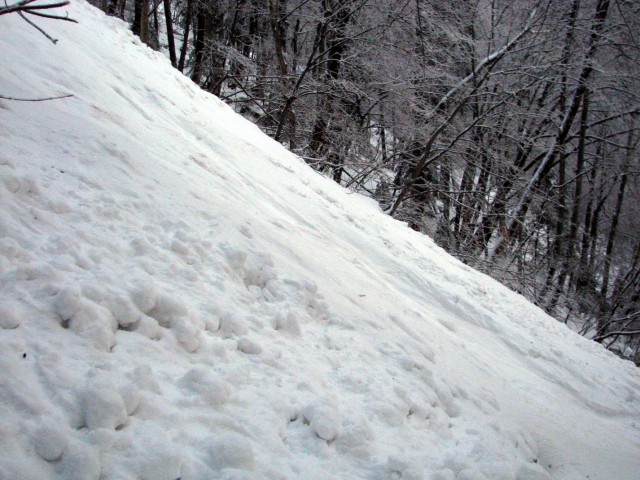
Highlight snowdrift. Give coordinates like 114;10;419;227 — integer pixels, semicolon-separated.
1;3;639;479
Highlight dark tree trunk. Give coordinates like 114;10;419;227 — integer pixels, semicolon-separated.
177;0;192;72
191;10;207;84
164;0;177;68
133;0;150;45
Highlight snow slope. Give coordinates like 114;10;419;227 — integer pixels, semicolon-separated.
1;3;639;479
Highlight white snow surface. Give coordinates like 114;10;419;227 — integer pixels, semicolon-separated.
1;3;639;479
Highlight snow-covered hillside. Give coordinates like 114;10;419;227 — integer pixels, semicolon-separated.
1;3;639;479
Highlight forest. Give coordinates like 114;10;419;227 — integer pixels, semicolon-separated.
19;0;639;364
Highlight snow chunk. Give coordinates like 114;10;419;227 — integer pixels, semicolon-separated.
119;382;141;415
179;367;230;406
172;316;204;352
148;292;188;327
132;314;162;340
1;173;41;195
430;470;455;480
476;462;515;480
516;464;551;480
237;336;262;355
108;294;141;328
273;311;302;336
15;260;57;281
0;304;20;329
60;441;101;480
86;427;118;454
303;400;341;442
336;414;374;453
205;314;221;332
136;441;183;480
224;248;248;270
206;432;256;471
81;282;107;304
171;238;191;256
0;237;26;262
401;468;425;480
220;469;263;480
387;457;424;479
427;407;451;435
54;286;82;321
0;173;21;193
129;276;157;313
69;301;116;351
82;377;128;430
33;421;67;462
132;365;161;393
243;256;276;289
457;468;488;480
369;400;407;427
220;312;248;338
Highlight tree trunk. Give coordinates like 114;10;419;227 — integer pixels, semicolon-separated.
163;0;177;68
568;90;589;290
190;10;206;84
133;0;150;45
177;0;192;72
601;153;631;300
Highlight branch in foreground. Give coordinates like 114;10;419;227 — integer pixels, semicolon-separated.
0;0;69;16
1;1;78;44
0;93;74;101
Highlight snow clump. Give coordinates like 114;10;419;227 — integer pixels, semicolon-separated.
206;432;256;471
82;376;128;430
179;366;230;406
33;421;67;462
302;399;341;442
0;304;21;329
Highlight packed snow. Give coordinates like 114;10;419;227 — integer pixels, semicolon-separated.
1;2;639;479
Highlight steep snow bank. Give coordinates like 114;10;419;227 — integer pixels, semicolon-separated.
1;3;639;479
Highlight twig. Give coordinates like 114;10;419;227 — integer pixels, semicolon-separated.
0;0;69;15
19;1;70;10
2;0;77;43
0;93;74;101
0;0;35;15
18;10;58;43
25;9;77;22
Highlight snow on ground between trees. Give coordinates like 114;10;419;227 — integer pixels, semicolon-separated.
0;2;639;479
